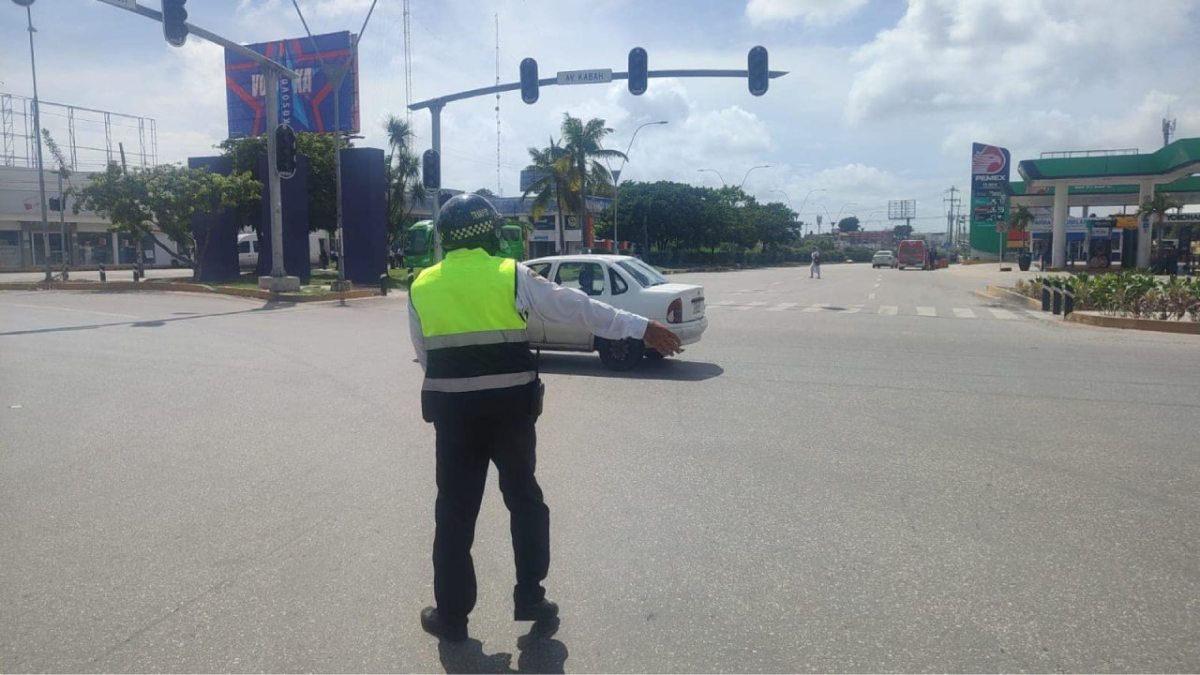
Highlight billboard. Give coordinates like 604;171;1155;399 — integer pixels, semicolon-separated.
224;31;360;138
968;143;1011;255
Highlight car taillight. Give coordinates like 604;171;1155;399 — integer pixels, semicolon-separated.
667;298;683;324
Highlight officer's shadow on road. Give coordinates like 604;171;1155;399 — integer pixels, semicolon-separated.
536;353;724;381
436;618;567;674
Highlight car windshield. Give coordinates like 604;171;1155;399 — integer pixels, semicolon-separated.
876;251;892;256
617;259;668;287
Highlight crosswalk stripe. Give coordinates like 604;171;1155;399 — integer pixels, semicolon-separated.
953;308;976;319
879;305;898;315
802;304;828;312
1026;310;1049;320
841;304;863;314
712;300;735;306
731;305;753;311
990;308;1017;320
916;306;937;317
767;302;798;312
746;301;768;307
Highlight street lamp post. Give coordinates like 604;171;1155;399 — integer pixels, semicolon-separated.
737;164;771;190
612;120;667;255
697;168;727;187
13;0;52;283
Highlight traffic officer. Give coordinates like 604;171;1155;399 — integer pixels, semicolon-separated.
409;193;682;642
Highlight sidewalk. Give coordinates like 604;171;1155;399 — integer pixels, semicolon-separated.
0;268;195;284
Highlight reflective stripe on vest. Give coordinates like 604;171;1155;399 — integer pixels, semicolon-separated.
410;249;536;393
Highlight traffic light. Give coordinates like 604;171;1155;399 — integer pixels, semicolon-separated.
161;0;188;48
628;47;648;96
519;58;539;105
748;45;768;96
49;197;61;212
275;124;297;179
422;149;440;190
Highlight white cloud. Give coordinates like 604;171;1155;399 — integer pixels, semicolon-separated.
846;0;1197;123
745;0;869;27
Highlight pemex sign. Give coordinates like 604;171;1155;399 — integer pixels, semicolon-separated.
969;143;1011;256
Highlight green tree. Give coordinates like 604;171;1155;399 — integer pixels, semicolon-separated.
71;162;260;279
474;187;497;198
383;115;426;250
559;113;625;243
837;216;861;232
893;223;913;240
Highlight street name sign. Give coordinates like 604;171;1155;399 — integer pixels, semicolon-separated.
557;69;613;85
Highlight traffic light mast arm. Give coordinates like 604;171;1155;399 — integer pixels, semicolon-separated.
408;68;789;110
95;1;300;79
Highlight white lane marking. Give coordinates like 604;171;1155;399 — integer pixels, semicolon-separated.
731;305;753;311
767;302;798;312
916;306;937;317
770;281;783;286
802;304;828;312
990;308;1017;320
879;305;898;316
0;302;140;319
873;283;881;288
868;292;876;300
711;300;736;306
953;308;977;319
746;301;768;307
842;305;862;314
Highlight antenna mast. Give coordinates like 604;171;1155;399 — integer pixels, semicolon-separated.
495;13;502;196
403;0;414;124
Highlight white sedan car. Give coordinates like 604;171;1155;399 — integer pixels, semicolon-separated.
524;255;708;370
872;250;897;268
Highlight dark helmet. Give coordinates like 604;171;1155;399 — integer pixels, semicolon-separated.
436;193;503;251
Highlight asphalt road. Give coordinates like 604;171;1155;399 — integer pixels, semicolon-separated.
2;263;1197;673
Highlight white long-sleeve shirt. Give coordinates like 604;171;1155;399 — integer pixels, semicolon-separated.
409;262;649;369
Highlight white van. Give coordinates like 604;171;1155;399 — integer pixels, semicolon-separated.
237;231;330;268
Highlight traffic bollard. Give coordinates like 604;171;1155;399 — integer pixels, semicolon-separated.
1041;286;1051;311
1052;288;1062;315
1064;290;1074;317
379;273;389;296
99;264;106;282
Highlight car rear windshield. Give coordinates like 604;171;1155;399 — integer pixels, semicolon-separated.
617;259;669;287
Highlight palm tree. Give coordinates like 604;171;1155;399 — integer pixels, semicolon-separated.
1006;204;1034;251
1137;191;1183;262
521;137;575;252
383;115;426;251
559;114;625;247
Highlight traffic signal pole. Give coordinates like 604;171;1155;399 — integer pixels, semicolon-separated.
97;0;301;291
409;56;786;261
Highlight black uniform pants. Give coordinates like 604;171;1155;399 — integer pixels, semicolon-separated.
431;393;549;626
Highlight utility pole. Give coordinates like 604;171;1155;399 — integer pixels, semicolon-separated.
944;186;960;247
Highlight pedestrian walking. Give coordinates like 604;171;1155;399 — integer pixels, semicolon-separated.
409;194;682;642
810;249;821;278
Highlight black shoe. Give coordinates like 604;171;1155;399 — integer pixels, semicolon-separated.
514;599;559;622
420;606;467;642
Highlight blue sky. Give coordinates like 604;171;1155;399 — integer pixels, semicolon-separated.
3;0;1199;231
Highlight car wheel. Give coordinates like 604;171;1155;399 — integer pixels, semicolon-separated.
597;337;645;371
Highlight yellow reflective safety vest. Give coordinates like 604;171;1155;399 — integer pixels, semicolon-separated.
410;248;536;393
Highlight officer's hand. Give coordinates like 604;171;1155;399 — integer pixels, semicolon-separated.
643;320;683;356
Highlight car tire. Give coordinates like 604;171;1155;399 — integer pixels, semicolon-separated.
597;337;645;371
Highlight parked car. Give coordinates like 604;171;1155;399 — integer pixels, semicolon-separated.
896;239;928;270
237;232;331;269
523;254;708;370
872;250;896;268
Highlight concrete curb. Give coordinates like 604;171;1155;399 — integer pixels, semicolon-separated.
0;280;382;302
1067;311;1200;335
974;285;1042;310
